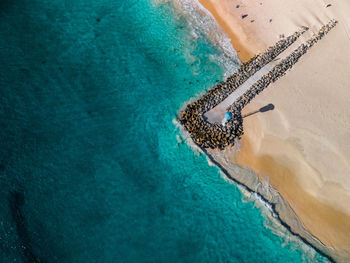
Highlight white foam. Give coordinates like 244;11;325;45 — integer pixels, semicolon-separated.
173;118;204;156
237;182;325;261
206;156;215;166
153;0;241;79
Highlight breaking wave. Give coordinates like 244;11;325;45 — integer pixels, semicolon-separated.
153;0;241;79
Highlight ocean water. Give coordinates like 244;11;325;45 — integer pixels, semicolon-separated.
0;0;329;262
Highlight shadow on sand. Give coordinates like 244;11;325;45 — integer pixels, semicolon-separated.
243;103;275;118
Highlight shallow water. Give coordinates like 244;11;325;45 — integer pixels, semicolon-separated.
0;0;329;262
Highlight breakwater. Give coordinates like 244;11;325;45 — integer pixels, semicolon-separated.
178;19;339;262
179;20;337;150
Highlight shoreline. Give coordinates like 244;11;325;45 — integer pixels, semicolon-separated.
175;119;335;263
178;20;340;261
188;0;350;262
206;149;335;263
196;0;256;62
166;0;242;78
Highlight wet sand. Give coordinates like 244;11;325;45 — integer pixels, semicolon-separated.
197;0;350;261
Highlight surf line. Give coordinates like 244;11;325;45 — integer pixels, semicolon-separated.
178;20;338;262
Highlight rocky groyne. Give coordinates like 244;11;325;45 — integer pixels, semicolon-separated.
179;20;337;150
178;19;339;263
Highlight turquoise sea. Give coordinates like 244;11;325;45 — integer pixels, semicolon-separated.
0;0;330;262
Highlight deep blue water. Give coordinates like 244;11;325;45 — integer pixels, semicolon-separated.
0;0;329;262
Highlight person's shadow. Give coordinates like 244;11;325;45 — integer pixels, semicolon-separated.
243;103;275;118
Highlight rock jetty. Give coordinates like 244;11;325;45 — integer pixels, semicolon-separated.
179;20;337;150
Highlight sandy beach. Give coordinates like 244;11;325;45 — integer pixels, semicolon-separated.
197;0;350;261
